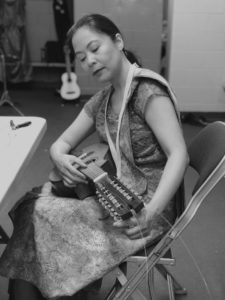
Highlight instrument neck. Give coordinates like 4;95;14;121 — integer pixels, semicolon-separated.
65;53;72;81
80;162;107;182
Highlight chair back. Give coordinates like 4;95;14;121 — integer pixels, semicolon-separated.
188;121;225;194
108;121;225;300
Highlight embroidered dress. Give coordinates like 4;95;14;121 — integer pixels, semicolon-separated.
0;67;183;299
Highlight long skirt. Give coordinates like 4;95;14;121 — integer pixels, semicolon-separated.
0;182;167;299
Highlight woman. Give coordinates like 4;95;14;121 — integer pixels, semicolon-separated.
50;13;188;236
0;14;189;300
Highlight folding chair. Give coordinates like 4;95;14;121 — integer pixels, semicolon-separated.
104;121;225;300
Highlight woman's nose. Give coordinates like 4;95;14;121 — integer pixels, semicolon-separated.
86;53;96;66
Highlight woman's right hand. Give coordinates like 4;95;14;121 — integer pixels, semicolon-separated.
53;153;88;187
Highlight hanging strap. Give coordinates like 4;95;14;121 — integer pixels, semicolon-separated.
104;63;137;178
104;64;179;178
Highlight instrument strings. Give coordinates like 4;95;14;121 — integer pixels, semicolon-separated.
82;162;105;180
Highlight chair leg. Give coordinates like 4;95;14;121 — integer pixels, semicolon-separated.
104;266;148;300
155;264;187;296
148;269;156;300
104;260;187;300
167;274;176;300
104;279;120;300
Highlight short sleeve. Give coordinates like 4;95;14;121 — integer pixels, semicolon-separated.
133;78;170;117
83;90;104;120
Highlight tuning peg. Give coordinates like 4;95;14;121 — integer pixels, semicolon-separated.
113;215;121;221
109;210;116;217
98;198;103;203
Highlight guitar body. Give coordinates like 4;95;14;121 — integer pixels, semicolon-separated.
49;143;115;199
60;44;81;101
49;143;144;220
60;72;81;100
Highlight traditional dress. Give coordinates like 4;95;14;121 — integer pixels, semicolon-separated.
0;65;184;299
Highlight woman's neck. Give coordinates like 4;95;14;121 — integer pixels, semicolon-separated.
111;58;131;93
109;59;133;114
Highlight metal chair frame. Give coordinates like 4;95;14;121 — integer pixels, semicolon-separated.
104;121;225;300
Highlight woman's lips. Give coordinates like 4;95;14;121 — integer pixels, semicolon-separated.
93;67;104;76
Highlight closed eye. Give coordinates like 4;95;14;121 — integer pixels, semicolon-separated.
89;41;100;53
91;46;99;53
76;55;86;63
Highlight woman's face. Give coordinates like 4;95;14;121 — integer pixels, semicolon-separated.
72;26;124;83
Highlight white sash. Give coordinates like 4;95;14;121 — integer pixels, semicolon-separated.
104;63;179;179
104;63;137;178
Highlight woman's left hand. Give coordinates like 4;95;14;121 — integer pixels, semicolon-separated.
113;207;153;239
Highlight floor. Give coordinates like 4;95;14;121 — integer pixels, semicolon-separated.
0;85;225;300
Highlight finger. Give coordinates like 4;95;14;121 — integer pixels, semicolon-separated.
125;226;148;237
113;215;140;228
70;165;87;180
113;220;130;228
75;170;88;181
66;174;88;185
60;169;81;183
62;172;87;186
128;233;145;240
126;229;149;240
65;165;88;182
128;217;139;227
125;226;141;236
63;178;76;187
71;156;87;168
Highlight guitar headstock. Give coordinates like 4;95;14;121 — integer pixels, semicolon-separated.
95;175;144;221
70;143;144;221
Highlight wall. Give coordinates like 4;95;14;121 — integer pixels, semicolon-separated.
168;0;225;112
24;0;163;93
74;0;163;94
26;0;57;63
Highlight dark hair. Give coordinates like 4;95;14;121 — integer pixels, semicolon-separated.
66;14;141;66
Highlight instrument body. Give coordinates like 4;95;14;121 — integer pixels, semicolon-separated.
60;45;81;100
49;143;144;221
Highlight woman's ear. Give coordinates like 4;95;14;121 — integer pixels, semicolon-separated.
115;33;124;51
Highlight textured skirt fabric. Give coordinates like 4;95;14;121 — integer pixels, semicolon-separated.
0;182;165;299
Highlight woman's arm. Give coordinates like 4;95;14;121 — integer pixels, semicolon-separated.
114;95;189;238
144;96;189;218
49;109;95;186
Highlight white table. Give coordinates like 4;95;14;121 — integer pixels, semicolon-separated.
0;116;47;239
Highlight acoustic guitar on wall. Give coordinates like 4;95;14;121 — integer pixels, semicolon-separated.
60;45;81;101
